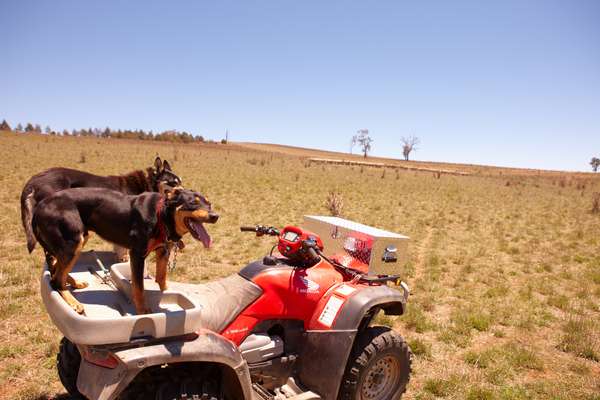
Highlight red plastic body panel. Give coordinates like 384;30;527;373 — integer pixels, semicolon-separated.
222;259;369;345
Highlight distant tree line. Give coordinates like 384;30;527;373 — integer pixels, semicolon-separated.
0;119;214;144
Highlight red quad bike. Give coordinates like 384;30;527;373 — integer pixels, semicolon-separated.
43;216;412;400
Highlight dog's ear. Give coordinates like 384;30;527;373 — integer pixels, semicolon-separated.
163;160;172;171
154;156;163;172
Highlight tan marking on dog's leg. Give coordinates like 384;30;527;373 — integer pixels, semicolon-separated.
55;236;86;314
130;252;151;314
67;274;89;289
155;246;169;291
131;280;150;314
48;255;57;275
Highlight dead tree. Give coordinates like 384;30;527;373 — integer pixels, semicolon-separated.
401;136;420;161
356;129;373;158
591;157;600;172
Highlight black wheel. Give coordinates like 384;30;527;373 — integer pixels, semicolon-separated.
119;363;224;400
57;337;85;399
338;327;412;400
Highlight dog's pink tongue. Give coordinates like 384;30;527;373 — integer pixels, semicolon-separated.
191;221;212;248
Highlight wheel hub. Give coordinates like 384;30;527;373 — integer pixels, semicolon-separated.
361;356;400;399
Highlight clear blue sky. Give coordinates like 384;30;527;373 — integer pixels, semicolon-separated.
1;1;599;171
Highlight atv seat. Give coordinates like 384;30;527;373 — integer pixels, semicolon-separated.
110;263;263;334
172;274;263;333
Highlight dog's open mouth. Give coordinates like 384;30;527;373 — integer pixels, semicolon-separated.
184;218;212;248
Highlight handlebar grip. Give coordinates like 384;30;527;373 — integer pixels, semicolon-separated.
240;226;257;232
307;247;320;263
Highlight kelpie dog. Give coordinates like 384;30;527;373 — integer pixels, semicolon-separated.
32;187;218;314
20;157;181;254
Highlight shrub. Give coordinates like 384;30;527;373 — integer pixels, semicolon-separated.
325;191;343;217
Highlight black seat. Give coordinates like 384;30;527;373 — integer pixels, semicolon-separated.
181;274;263;333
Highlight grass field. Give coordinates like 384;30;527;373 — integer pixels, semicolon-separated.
0;131;599;400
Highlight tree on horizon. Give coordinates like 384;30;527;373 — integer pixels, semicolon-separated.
591;157;600;172
401;136;420;161
356;129;373;158
0;119;11;131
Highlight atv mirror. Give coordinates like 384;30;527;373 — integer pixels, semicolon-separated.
382;246;398;263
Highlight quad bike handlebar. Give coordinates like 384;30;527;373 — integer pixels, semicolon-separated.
240;225;280;237
240;224;402;284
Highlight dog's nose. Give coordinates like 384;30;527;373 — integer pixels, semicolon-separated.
208;211;219;223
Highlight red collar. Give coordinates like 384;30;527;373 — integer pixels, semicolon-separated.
146;197;167;256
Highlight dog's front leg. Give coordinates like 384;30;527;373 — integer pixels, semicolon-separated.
130;251;150;314
155;246;169;292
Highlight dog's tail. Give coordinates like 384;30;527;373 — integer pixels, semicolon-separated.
20;185;37;253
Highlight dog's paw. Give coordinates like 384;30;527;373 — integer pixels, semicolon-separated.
71;280;89;289
73;303;85;315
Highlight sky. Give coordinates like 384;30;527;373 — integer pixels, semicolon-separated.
1;1;599;171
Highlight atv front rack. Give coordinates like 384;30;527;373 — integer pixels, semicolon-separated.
41;251;204;345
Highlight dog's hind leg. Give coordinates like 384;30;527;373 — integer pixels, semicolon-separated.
154;246;169;291
53;235;86;314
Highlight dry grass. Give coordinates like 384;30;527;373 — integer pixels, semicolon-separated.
1;131;600;399
592;192;600;214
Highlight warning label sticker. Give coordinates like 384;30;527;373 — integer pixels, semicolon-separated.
335;284;356;297
318;296;345;327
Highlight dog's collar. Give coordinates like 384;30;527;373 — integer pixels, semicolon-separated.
146;197;179;255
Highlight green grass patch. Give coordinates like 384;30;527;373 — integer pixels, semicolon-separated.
408;338;432;359
558;317;599;361
422;376;460;397
403;303;436;333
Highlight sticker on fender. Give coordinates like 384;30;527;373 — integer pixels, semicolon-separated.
335;284;356;297
318;296;345;327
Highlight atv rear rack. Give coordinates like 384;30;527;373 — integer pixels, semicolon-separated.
41;251;204;345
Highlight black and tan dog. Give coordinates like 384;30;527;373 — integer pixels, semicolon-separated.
21;157;181;254
32;187;218;314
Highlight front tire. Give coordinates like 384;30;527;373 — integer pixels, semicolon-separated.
338;327;412;400
57;337;84;399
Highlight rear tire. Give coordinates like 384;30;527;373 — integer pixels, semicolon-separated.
57;337;84;399
338;326;412;400
119;363;224;400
